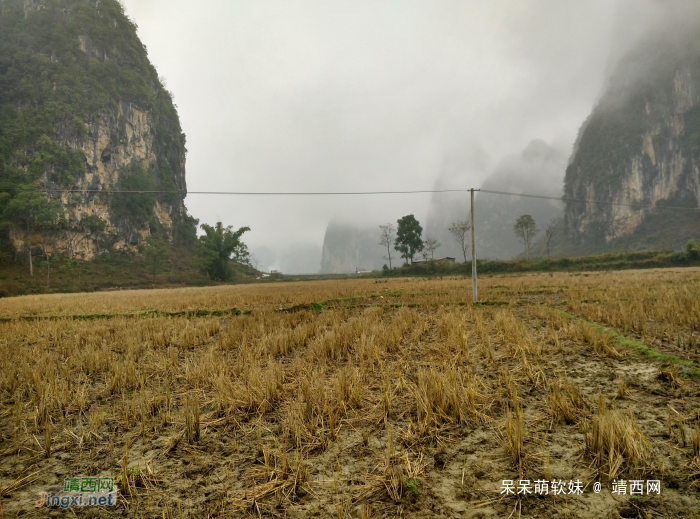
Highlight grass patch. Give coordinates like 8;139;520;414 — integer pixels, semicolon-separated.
280;290;403;313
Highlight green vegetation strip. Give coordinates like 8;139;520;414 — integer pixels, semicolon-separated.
279;290;403;313
553;309;700;377
0;307;249;323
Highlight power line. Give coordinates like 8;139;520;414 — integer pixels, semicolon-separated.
30;188;472;195
6;186;700;211
480;189;699;211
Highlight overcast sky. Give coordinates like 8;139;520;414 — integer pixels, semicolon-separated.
120;0;658;272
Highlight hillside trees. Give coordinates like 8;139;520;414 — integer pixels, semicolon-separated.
140;233;169;278
0;0;187;247
3;190;64;276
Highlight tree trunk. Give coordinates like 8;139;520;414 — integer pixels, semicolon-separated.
46;251;51;289
27;223;33;277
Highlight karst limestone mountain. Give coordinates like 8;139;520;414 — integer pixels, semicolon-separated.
0;0;193;260
564;5;700;251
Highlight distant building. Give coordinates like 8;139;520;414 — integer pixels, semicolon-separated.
270;270;279;274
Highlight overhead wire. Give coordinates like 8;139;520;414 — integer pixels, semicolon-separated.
8;186;698;212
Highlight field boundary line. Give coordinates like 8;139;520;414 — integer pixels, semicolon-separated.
549;308;700;377
0;307;250;322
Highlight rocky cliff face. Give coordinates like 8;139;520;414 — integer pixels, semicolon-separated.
564;17;700;249
36;100;186;259
1;0;189;260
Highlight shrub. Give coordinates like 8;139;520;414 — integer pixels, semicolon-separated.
80;215;106;234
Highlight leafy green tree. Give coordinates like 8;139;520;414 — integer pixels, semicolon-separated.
395;215;423;265
3;190;64;276
140;233;169;278
172;213;199;246
198;222;251;281
514;214;540;259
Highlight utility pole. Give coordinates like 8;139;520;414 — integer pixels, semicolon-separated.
470;188;479;303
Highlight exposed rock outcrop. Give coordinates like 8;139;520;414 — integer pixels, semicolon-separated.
564;8;700;248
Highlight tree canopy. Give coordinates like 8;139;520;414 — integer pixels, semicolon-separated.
198;222;251;281
395;214;423;265
140;233;169;278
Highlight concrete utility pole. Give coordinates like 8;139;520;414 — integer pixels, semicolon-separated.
470;189;479;303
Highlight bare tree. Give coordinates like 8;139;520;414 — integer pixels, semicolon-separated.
378;223;396;269
448;221;471;273
420;246;430;262
543;218;561;259
423;236;441;260
248;253;260;271
514;215;539;259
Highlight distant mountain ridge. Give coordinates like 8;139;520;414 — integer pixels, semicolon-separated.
320;221;385;274
426;139;567;261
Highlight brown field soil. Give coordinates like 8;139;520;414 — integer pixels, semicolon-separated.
1;269;699;518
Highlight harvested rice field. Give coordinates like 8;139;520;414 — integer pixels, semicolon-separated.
1;268;700;518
